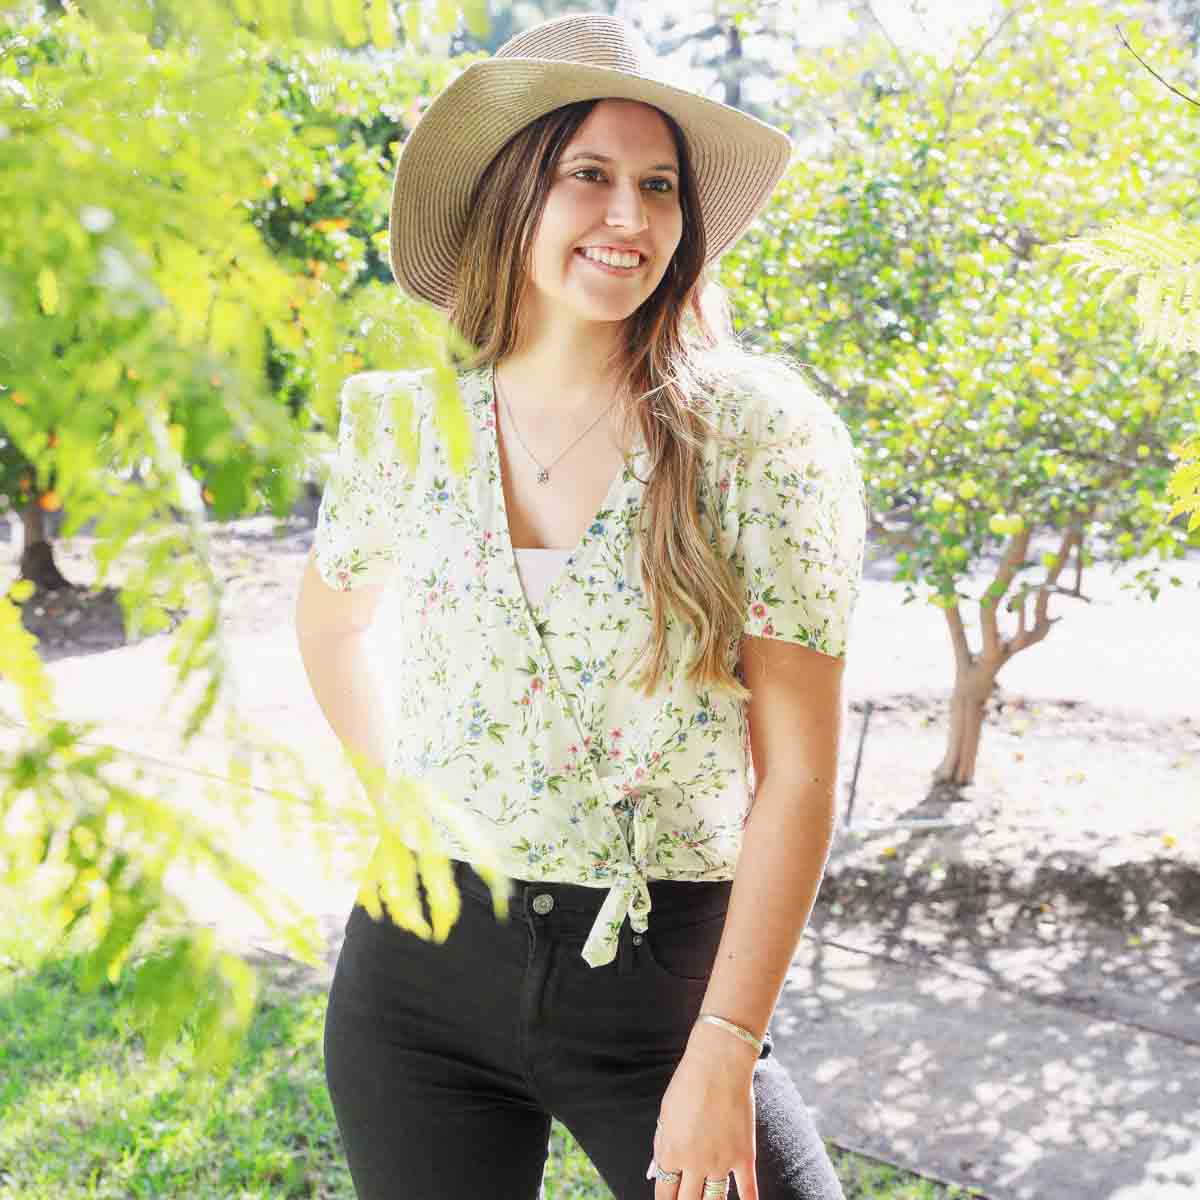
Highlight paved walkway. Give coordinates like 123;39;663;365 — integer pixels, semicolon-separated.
1;559;1197;1199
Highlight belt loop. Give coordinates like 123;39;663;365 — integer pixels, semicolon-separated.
617;919;634;976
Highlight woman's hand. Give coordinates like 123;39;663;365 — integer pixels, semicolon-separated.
648;1021;760;1199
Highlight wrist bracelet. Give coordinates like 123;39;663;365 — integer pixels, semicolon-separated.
696;1012;764;1055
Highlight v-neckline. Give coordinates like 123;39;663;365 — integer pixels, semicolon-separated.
476;366;645;619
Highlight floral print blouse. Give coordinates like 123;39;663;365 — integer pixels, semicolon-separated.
312;364;866;967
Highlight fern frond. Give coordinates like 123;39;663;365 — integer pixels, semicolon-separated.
1060;218;1200;352
1167;436;1200;531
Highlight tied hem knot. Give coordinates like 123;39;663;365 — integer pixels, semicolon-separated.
580;862;650;968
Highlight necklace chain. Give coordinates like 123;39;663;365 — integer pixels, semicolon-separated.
493;365;622;485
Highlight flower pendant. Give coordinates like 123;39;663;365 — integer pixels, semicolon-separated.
537;469;550;484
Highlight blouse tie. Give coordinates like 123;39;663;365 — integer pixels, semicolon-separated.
580;778;658;967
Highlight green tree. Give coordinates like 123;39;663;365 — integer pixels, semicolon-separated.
0;0;485;1072
1060;26;1200;532
725;0;1199;792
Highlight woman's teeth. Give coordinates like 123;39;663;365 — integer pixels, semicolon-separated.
579;247;643;270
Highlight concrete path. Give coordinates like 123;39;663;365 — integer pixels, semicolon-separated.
1;558;1197;1199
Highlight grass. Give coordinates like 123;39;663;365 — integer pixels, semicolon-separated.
0;899;984;1199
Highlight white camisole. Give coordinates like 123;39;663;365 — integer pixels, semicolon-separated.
513;547;572;607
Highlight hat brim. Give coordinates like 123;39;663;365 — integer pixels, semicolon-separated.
388;58;793;311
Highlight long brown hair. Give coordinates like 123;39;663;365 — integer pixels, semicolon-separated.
449;99;789;703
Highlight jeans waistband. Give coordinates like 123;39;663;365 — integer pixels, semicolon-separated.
451;858;732;933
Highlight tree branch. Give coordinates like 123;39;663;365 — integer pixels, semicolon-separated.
944;600;971;671
980;525;1031;661
1116;23;1200;108
940;2;1023;136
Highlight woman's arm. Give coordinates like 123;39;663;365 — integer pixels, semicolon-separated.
294;549;396;797
693;633;844;1058
652;636;844;1198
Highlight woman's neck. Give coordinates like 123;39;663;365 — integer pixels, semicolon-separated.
497;330;628;420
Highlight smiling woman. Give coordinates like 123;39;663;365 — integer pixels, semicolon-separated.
301;12;863;1200
524;99;683;325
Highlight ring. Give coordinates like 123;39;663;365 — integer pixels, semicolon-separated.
702;1175;730;1198
653;1162;682;1184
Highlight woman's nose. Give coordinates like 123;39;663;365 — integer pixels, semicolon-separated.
605;182;648;232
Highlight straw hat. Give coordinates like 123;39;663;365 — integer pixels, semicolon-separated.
387;11;794;311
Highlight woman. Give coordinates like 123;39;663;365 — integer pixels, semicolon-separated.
295;12;866;1200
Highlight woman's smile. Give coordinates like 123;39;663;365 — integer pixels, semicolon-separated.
575;247;648;276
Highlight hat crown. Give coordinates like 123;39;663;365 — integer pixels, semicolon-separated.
495;13;661;79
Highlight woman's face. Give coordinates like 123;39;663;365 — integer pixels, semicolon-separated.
524;99;684;331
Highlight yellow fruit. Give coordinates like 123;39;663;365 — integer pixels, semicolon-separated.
958;479;979;501
932;494;954;514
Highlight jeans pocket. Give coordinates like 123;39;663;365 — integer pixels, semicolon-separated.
641;910;728;984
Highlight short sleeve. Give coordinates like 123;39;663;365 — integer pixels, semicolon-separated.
732;393;867;658
312;373;414;592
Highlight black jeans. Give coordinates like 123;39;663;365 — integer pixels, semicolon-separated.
324;858;845;1199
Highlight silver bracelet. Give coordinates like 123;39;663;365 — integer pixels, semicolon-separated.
696;1012;764;1055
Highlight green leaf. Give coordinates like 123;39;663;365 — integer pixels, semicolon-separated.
403;1;422;47
366;0;395;48
331;0;369;46
36;266;59;315
462;0;489;39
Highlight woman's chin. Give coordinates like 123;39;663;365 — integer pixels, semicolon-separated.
570;294;647;324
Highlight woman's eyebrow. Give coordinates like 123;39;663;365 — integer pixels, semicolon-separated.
560;150;679;176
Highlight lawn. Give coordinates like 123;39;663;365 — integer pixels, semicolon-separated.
0;898;983;1199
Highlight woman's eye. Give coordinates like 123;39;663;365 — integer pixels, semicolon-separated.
570;168;674;193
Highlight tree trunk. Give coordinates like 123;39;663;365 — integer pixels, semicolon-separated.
931;656;1001;789
18;501;74;592
725;20;743;110
929;524;1079;796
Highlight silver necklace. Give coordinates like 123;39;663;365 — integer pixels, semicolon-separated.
493;364;622;485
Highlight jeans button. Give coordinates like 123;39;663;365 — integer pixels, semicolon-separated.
632;935;643;945
532;893;555;915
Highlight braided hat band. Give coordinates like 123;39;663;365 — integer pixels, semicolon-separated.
387;13;794;311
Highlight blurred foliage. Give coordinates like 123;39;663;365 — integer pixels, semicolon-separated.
1060;19;1200;533
1064;215;1200;532
0;0;493;1077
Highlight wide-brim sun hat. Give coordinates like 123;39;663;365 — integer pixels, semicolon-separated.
388;11;794;312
